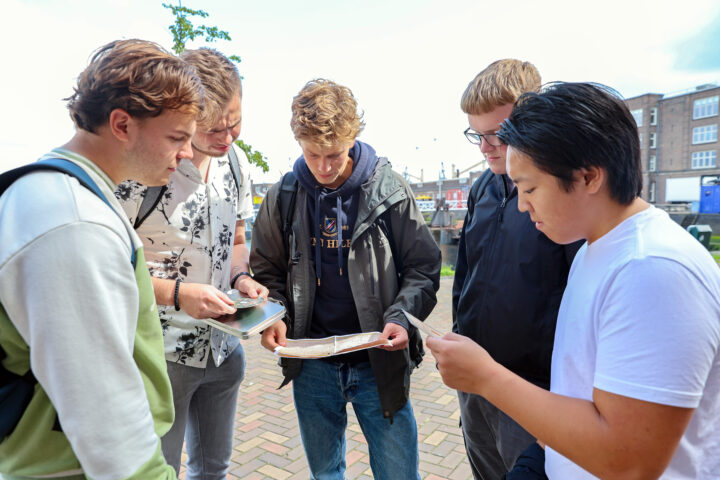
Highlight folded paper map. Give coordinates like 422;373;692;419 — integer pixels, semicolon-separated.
274;332;392;359
402;309;445;337
203;299;286;340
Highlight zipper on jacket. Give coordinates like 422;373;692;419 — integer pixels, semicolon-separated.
498;197;507;223
498;177;510;223
368;237;375;295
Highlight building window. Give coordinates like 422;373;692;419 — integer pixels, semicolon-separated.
692;124;718;144
649;155;656;172
631;108;643;127
649;132;657;148
693;95;719;119
649;181;656;203
650;108;658;125
691;150;717;169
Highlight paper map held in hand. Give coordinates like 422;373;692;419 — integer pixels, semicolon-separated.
274;332;392;359
402;309;445;337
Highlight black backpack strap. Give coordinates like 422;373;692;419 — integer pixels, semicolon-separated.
228;145;244;195
0;158;136;268
134;186;166;230
279;172;298;246
467;168;494;216
135;147;244;231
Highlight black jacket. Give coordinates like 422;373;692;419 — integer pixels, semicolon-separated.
452;171;580;389
251;157;441;418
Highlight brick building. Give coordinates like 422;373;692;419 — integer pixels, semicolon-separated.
625;84;719;211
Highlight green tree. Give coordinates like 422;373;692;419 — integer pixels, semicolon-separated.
163;2;269;172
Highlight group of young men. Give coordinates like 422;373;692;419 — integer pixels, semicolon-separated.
0;37;718;480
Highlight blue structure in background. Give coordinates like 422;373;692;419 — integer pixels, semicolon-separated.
700;176;720;214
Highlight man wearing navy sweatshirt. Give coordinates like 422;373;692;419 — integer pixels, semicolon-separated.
251;78;441;480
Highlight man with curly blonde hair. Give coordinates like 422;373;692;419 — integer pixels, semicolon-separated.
252;79;441;480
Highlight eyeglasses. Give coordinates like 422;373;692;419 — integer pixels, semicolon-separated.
464;127;504;147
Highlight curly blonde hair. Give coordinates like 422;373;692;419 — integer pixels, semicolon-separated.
461;59;541;115
291;79;365;147
66;39;204;133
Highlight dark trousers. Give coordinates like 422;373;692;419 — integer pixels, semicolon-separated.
458;391;536;480
504;443;548;480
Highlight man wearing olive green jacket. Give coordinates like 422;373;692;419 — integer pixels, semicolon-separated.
0;39;202;479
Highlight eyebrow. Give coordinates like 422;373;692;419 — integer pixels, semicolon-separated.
173;129;194;138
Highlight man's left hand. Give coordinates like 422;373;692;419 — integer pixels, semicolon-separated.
378;322;409;351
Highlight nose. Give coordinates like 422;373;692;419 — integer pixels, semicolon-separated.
516;192;530;213
318;158;332;173
179;139;193;160
230;123;242;142
479;139;495;154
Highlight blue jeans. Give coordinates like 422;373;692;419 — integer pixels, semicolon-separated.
161;344;245;480
292;359;420;480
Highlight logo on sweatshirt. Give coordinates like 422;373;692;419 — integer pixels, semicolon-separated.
322;217;337;235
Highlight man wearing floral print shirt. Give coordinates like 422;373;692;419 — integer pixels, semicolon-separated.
116;48;268;479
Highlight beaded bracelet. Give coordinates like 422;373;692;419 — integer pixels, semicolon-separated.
231;271;253;289
174;278;182;311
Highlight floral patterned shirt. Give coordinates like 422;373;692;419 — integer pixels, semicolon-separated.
116;146;254;368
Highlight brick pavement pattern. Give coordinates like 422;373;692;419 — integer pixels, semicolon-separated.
179;278;472;479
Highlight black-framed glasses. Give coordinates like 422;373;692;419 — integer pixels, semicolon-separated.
464;127;504;147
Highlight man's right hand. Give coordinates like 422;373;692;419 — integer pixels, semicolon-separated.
261;321;287;351
178;283;237;319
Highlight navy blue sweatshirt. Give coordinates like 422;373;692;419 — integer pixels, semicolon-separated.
293;141;378;344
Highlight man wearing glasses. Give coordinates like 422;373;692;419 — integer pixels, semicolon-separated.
116;48;268;478
452;59;580;479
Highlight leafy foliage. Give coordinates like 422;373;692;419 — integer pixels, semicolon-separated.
163;3;230;55
235;140;269;173
163;2;269;172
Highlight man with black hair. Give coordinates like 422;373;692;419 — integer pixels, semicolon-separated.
429;82;720;479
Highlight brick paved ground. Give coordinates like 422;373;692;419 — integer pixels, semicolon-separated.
179;277;471;479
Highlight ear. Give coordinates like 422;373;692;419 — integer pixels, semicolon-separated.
108;108;133;143
580;166;604;194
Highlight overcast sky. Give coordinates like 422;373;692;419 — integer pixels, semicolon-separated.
2;0;720;183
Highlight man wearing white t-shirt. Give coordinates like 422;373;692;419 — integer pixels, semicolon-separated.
117;48;268;478
428;82;720;479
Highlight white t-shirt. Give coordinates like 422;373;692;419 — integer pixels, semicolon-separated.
116;145;254;368
546;207;720;479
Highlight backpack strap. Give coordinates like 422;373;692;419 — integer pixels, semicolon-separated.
135;147;245;231
279;172;298;247
134;186;166;230
0;158;136;268
228;145;244;195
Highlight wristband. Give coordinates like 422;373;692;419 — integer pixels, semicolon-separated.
231;271;253;289
174;278;182;311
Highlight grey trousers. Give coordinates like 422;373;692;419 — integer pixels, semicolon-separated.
458;391;536;480
161;345;245;480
